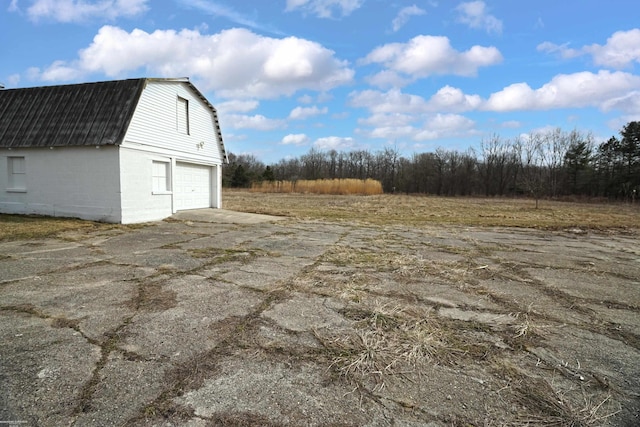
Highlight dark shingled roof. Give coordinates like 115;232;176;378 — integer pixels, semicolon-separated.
0;79;147;148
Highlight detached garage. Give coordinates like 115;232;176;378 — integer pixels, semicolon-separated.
0;78;228;223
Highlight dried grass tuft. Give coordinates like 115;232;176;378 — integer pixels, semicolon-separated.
315;300;443;388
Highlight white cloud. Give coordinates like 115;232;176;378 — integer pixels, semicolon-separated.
455;1;502;34
357;113;476;142
30;60;82;81
297;94;314;104
428;85;482;112
216;100;259;113
30;26;354;99
285;0;363;18
289;105;328;120
350;88;479;141
365;125;416;140
414;114;476;141
361;35;502;79
391;5;426;32
353;71;640;119
536;41;581;59
221;114;286;130
349;86;481;114
223;133;248;142
365;70;412;89
602;91;640;115
349;89;429;114
180;0;272;33
357;112;415;128
282;133;311;146
313;136;356;150
607;115;640;132
20;0;148;22
585;29;640;68
538;29;640;69
483;70;640;112
316;92;334;103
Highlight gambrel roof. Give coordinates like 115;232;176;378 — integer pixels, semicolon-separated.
0;78;227;161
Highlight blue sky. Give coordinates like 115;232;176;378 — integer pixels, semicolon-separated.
2;1;640;163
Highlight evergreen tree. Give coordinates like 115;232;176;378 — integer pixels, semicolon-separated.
262;166;275;182
620;121;640;198
231;164;250;188
564;140;592;195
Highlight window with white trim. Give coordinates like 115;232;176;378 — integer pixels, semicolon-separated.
177;96;189;135
152;161;170;193
8;156;26;191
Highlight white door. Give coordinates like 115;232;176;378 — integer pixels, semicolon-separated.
175;162;211;210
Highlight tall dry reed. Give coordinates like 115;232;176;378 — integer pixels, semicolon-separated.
251;179;383;195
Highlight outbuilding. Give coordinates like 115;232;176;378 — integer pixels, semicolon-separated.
0;77;227;223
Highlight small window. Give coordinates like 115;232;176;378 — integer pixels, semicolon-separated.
152;161;170;193
177;96;189;135
8;156;26;191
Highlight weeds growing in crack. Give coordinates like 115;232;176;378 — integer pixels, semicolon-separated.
314;301;444;390
491;356;622;426
512;303;538;338
188;247;276;266
511;384;621;426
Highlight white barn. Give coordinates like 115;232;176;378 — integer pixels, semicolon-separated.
0;78;228;224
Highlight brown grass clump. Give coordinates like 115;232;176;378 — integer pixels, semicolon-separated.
315;301;443;390
251;179;383;195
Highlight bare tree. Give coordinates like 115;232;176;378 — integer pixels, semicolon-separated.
479;135;517;196
516;134;546;208
542;128;570;197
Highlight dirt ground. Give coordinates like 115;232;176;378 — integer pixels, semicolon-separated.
1;207;639;426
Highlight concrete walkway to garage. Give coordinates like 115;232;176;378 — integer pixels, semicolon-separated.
171;208;285;224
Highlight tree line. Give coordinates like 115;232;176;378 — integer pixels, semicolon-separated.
223;121;640;202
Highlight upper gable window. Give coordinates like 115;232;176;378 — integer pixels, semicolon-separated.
177;96;190;135
7;156;26;192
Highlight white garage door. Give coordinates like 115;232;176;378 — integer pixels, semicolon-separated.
175;162;211;210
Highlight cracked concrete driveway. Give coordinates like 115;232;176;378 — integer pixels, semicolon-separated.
1;209;639;426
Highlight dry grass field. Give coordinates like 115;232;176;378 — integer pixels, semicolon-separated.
224;190;640;231
1;193;636;241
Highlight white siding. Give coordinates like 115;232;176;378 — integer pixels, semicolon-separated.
119;80;225;220
118;147;174;224
122;81;224;164
212;163;222;209
118;149;222;222
0;147;122;222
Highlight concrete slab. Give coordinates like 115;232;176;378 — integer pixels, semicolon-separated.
171;208;285;224
1;214;639;426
